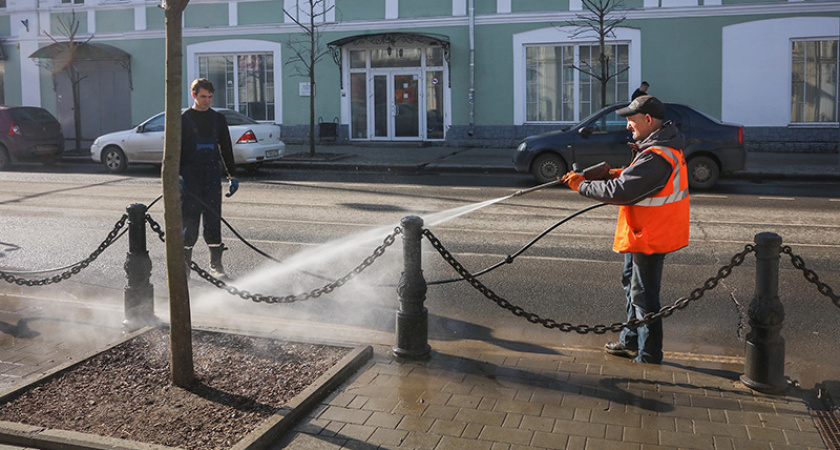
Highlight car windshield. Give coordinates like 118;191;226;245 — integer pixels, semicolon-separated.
218;109;258;125
572;104;625;130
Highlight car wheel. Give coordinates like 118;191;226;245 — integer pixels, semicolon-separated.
102;146;128;173
531;153;567;184
687;155;719;190
0;146;10;171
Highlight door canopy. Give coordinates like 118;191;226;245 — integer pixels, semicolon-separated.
327;32;450;65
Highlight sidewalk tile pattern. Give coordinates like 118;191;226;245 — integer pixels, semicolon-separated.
278;346;828;449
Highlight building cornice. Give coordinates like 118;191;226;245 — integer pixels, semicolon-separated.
6;1;839;43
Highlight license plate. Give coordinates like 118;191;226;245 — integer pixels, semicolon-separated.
36;145;57;154
266;150;279;158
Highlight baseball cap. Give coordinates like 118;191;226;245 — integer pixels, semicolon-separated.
616;95;666;120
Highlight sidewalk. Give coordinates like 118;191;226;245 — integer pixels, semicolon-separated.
272;144;840;181
0;294;836;449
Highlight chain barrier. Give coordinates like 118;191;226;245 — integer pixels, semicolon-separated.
423;228;755;333
781;245;840;309
0;214;129;286
146;212;402;304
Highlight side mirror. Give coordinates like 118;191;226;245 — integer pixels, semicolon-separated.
578;127;592;137
136;125;145;133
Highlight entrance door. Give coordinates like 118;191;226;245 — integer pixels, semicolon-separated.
372;72;421;140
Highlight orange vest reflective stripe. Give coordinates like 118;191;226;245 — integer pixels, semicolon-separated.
613;146;690;254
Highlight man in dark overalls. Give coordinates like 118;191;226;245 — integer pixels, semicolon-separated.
180;78;239;278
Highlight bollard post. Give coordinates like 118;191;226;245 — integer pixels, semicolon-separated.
123;203;155;332
393;215;431;360
741;232;787;394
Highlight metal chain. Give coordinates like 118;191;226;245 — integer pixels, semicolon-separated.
146;214;167;243
423;228;754;333
0;214;129;286
194;227;401;303
146;213;402;304
781;245;840;308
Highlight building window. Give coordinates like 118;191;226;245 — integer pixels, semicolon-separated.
198;53;275;121
526;43;629;123
791;39;839;123
60;0;84;4
285;0;334;23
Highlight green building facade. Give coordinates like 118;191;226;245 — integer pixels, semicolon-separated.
1;0;838;150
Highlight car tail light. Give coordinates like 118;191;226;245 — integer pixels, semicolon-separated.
8;121;21;136
738;127;744;146
236;130;258;144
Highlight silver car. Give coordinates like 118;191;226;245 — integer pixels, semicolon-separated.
91;108;284;173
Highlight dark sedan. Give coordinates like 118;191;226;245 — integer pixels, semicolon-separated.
0;106;64;171
513;102;745;189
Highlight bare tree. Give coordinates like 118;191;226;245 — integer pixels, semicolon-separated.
162;0;194;388
36;11;91;153
566;0;629;108
284;0;334;156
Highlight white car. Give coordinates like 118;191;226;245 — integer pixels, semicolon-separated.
90;108;284;173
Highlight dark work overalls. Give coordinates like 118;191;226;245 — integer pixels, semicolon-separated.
180;110;225;264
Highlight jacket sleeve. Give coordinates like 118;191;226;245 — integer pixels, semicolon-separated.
217;114;237;178
577;151;673;205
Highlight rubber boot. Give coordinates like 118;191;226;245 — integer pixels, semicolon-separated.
208;245;227;279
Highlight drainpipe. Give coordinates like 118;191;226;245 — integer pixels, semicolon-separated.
468;0;475;137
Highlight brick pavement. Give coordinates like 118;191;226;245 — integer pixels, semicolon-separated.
275;342;830;449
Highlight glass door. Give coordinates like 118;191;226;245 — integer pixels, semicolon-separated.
371;71;422;140
393;74;419;138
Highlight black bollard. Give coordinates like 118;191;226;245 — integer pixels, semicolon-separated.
123;203;155;332
393;215;431;360
741;232;787;394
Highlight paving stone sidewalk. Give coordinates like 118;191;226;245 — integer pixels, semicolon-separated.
275;342;831;450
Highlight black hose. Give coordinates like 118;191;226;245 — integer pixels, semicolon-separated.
427;202;608;285
180;190;332;281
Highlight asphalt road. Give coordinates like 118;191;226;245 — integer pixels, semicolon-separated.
1;162;839;388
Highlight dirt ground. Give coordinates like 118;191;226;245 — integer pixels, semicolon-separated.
0;328;349;449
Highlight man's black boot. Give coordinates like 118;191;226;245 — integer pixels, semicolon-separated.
604;341;638;358
208;244;227;279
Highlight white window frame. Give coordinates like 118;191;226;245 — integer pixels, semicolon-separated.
186;40;283;123
513;26;641;126
722;17;840;127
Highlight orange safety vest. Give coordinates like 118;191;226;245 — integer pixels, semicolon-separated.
613;146;690;254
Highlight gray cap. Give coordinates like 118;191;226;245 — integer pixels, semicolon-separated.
616;95;665;120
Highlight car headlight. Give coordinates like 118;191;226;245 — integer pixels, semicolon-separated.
517;142;528;152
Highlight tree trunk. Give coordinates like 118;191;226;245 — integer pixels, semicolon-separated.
163;1;194;388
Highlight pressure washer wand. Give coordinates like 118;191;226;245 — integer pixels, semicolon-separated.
510;178;562;198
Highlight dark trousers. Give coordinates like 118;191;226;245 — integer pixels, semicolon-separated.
619;252;665;363
181;163;222;248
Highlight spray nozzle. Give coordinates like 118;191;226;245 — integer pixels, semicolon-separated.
510;179;562;198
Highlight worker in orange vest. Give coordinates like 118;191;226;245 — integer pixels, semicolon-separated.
561;95;689;364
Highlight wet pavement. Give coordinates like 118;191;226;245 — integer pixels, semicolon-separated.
2;146;839;449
